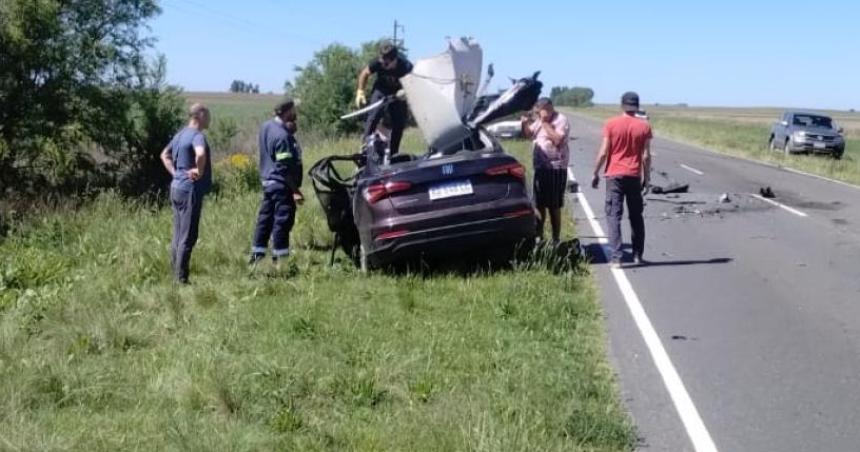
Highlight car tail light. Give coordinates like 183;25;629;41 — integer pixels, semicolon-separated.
364;180;412;204
504;209;534;218
486;163;525;180
375;229;409;241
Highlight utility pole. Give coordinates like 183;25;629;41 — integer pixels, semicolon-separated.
393;20;405;48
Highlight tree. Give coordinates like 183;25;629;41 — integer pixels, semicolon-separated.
0;0;181;196
288;40;404;136
549;86;595;107
228;80;259;94
290;44;366;136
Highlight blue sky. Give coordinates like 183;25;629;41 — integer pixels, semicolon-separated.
151;0;859;110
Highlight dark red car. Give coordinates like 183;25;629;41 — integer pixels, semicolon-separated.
310;71;542;271
354;129;536;270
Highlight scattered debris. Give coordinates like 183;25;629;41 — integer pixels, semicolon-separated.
759;186;775;198
651;182;689;194
719;193;731;203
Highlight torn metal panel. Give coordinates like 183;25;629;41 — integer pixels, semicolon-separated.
400;37;482;150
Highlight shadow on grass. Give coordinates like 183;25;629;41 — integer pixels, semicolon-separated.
376;239;586;278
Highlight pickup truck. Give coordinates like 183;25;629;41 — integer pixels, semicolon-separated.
769;111;845;159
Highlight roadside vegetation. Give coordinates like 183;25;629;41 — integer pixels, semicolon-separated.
3;2;636;447
0;120;635;450
572;106;860;186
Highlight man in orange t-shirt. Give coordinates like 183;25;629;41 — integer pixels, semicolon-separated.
591;92;652;268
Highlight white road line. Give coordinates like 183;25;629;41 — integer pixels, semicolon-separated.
680;164;705;176
576;192;719;452
751;194;809;217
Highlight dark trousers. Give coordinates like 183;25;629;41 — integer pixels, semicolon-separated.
252;184;296;258
170;187;204;282
605;176;645;262
363;90;407;155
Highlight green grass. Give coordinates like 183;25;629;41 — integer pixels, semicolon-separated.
570;106;860;186
0;127;635;450
185;92;283;123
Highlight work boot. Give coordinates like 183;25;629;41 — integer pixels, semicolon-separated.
248;252;265;269
633;254;646;266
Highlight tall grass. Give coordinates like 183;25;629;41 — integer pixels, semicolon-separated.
0;127;635;450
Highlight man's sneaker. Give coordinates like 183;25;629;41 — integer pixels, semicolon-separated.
633;254;646;266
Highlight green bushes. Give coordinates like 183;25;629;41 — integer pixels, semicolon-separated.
0;0;183;201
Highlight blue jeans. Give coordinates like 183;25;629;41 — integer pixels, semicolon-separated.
170;187;204;282
605;176;645;262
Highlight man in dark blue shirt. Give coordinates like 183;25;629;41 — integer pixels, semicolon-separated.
355;40;413;155
249;100;304;267
160;103;212;284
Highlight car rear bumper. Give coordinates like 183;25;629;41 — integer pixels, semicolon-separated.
367;213;536;266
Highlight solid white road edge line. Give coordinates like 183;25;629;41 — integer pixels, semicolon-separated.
751;194;809;217
576;192;719;452
680;164;705;176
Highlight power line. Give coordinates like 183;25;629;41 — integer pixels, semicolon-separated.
161;0;325;47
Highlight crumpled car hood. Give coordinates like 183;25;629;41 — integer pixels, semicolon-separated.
400;38;542;152
400;38;483;151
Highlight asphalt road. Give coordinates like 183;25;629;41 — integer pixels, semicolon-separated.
564;112;860;452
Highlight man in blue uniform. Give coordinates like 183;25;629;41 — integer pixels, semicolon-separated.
249;100;304;267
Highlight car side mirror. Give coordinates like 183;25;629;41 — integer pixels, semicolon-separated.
838;127;844;134
780;121;789;127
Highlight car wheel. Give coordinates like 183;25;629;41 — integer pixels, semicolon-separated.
768;136;776;152
833;151;844;160
783;139;791;155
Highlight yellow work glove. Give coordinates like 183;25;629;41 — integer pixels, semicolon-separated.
355;89;367;108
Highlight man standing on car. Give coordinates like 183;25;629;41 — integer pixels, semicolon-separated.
521;97;570;243
591;92;652;268
355;40;413;156
160;103;213;284
249;100;305;267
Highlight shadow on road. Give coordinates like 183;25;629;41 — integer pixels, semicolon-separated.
582;243;733;268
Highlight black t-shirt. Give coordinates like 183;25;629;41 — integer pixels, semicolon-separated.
368;57;413;95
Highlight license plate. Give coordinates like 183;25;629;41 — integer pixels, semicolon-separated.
814;142;826;150
428;180;473;200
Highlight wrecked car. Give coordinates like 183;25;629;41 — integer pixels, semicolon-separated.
309;38;542;270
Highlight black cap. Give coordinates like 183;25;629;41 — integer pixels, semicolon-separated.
621;92;640;112
274;99;295;115
378;40;398;59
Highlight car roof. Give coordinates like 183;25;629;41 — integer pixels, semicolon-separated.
785;111;831;118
